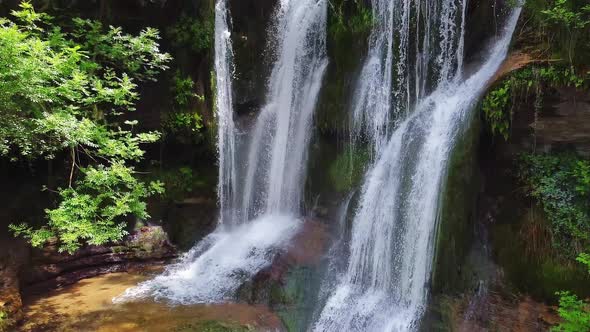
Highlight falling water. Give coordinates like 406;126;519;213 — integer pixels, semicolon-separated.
351;1;469;154
115;0;328;305
349;0;396;152
313;2;521;331
240;0;328;221
215;0;238;226
217;0;328;225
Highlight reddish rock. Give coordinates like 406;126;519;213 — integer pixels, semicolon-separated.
255;219;327;283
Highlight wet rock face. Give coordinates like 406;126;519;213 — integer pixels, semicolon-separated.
21;226;178;295
229;0;276;110
488;62;590;157
0;254;23;330
527;88;590;156
430;112;483;297
0;170;47;330
465;0;510;63
163;196;218;251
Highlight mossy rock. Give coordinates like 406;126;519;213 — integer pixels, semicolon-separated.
431;116;481;294
239;266;320;332
492;214;590;302
420;295;461;332
274;267;321;332
328;147;370;193
174;320;252;332
315;0;371;135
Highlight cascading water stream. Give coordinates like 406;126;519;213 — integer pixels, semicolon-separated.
215;0;238;227
313;2;521;331
115;0;328;305
240;0;328;220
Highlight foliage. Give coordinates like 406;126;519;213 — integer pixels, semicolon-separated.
536;65;587;88
523;0;590;65
329;0;373;40
552;247;590;331
69;18;171;81
1;2;171;252
11;163;164;253
172;71;203;106
167;14;214;53
518;152;590;255
163;112;203;134
481;65;588;140
553;292;590;331
577;253;590;273
149;166;205;202
481;80;512;140
541;0;590;30
162;72;204;143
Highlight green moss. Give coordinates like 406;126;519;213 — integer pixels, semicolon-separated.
315;0;371;135
110;245;127;254
0;310;7;331
269;282;288;307
328;148;369;193
173;320;252;332
431;116;480;294
273;267;321;332
147;166;214;203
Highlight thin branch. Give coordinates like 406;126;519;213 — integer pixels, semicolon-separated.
69;147;76;188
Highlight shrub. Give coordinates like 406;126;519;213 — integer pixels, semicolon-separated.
518;152;590;255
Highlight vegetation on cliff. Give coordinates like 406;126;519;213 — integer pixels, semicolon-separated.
480;0;590;329
482;0;590;140
1;2;170;253
518;152;590;255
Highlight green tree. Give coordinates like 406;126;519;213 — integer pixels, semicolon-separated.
1;2;170;253
532;0;590;64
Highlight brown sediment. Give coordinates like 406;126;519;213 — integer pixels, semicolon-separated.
19;271;283;332
18;219;327;331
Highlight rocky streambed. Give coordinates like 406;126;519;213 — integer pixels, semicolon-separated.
19;271;282;332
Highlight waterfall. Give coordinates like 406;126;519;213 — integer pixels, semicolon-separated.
313;2;521;331
215;0;238;226
240;0;329;221
114;0;328;305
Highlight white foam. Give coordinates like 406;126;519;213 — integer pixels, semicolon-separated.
114;215;302;305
